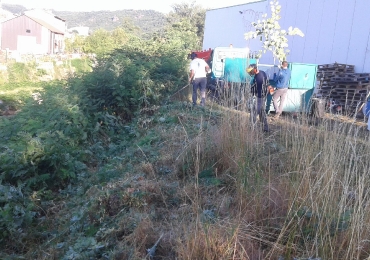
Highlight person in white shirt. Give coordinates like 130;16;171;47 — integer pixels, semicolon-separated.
188;52;211;107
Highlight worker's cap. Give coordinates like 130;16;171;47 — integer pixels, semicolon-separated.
190;52;197;59
247;64;257;73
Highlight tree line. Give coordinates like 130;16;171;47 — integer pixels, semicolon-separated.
64;2;206;56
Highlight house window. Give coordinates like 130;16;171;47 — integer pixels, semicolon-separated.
26;29;31;33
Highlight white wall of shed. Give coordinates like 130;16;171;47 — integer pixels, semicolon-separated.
16;36;37;54
40;26;50;54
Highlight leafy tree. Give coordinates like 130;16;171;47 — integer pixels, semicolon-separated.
65;34;86;53
83;28;132;56
111;27;130;46
167;1;206;46
83;29;115;56
164;18;200;51
244;0;304;62
120;18;141;35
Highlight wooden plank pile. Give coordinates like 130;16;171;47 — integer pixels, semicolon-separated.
316;63;370;115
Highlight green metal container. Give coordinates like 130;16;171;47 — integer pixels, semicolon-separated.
211;47;255;83
266;62;318;113
288;62;318;89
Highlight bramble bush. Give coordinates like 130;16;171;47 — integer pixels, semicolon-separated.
0;28;193;249
7;62;38;82
71;37;188;121
0;82;90;190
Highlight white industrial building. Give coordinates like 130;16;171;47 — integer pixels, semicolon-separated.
203;0;370;73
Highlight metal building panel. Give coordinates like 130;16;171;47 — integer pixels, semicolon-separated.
1;13;64;54
347;0;370;72
301;0;324;63
202;0;370;72
330;0;355;64
203;1;268;50
286;0;311;63
363;37;370;72
278;0;289;30
2;15;42;51
314;0;340;64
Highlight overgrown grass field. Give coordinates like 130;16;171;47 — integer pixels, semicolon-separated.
1;39;370;260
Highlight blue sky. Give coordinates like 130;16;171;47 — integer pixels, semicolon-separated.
3;0;254;13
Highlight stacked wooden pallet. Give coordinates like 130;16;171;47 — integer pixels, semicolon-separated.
316;63;370;115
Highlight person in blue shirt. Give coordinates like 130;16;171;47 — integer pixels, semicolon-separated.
273;61;291;118
247;64;269;132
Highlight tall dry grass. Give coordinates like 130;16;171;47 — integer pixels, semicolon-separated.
175;89;370;259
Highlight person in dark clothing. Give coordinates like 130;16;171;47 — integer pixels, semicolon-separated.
247;64;269;132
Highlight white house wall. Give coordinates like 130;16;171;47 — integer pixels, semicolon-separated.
16;35;37;53
40;26;50;54
202;0;370;72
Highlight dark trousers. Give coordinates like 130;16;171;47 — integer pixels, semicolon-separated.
251;97;269;131
192;77;207;106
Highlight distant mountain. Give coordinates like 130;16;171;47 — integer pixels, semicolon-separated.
2;4;168;37
54;9;167;37
2;3;27;15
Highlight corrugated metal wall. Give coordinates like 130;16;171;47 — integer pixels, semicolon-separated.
203;0;370;73
1;15;59;54
2;15;42;51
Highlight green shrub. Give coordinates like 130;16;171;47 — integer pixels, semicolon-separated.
70;58;92;74
0;82;91;190
7;62;36;82
36;68;48;77
0;82;44;111
74;38;188;121
0;29;195;252
0;184;36;244
0;70;8;84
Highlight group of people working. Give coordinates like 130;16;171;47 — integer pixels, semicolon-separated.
188;52;291;133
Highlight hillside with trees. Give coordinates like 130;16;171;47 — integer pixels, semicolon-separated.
2;3;167;37
2;2;206;39
54;10;167;37
1;3;27;15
